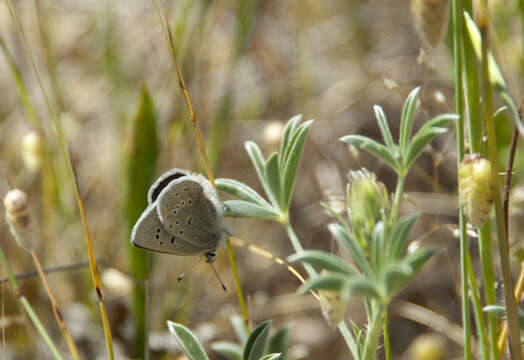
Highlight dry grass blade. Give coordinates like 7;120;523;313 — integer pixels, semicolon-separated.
2;0;115;358
30;251;81;360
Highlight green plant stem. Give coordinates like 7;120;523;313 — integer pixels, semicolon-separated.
362;305;384;360
383;310;392;360
226;239;250;333
452;0;472;359
478;223;498;359
284;222;316;279
0;244;63;360
337;321;360;360
478;2;522;357
466;253;489;360
389;175;405;226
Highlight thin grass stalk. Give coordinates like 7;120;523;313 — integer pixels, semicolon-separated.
478;2;522;357
466;253;489;359
498;262;524;353
0;244;63;360
462;0;497;356
30;251;81;360
497;128;521;355
3;1;115;357
451;0;472;358
150;0;250;330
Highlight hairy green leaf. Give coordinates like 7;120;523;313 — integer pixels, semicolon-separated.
328;224;371;276
216;178;271;208
339;135;399;173
298;273;349;294
374;105;395;149
211;342;242;360
399;87;421;154
281;120;313;209
223;200;281;220
167;321;209;360
265;152;282;209
288;250;356;276
244;321;271;360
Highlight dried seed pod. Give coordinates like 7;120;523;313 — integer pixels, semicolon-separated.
318;271;348;327
3;188;35;251
411;0;449;48
459;154;494;227
21;129;44;172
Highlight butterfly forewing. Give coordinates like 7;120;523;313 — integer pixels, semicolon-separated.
156;179;223;249
147;168;190;205
131;203;205;255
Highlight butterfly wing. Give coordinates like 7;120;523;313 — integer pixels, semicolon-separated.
156;179;225;250
147;168;190;205
130;203;206;255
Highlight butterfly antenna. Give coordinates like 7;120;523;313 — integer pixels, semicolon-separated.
176;254;204;282
209;262;227;292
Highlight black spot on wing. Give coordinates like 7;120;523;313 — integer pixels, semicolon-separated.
150;172;187;203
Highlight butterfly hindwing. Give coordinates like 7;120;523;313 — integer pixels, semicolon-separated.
131;203;205;255
156;178;224;249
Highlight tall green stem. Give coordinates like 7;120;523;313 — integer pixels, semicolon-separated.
363;305;384;360
451;0;472;358
479;1;522;356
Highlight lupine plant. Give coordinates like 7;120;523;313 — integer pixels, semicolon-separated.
168;89;457;360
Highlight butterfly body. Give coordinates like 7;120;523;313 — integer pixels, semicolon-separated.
131;169;228;262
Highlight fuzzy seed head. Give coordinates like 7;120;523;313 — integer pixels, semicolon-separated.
411;0;449;48
3;188;35;251
21;129;44;172
459;154;494;227
408;333;445;360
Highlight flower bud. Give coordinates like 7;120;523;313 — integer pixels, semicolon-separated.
459;154;494;227
347;169;389;246
411;0;449;48
3;188;35;251
21;129;44;172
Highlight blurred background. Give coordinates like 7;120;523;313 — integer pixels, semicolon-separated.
0;0;523;359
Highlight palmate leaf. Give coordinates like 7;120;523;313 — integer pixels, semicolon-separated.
167;322;209;360
243;321;271;360
216;178;272;208
339;135;399;173
288;250;356;276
